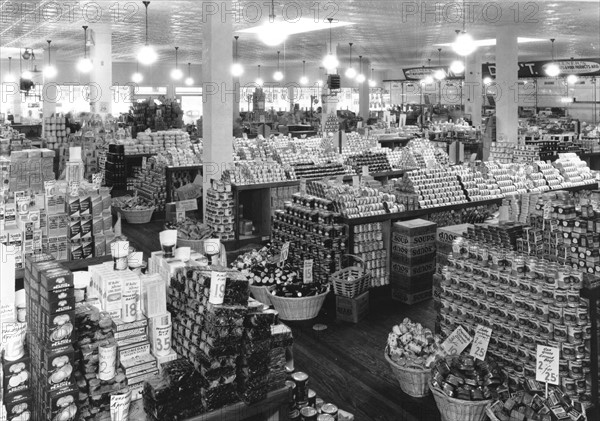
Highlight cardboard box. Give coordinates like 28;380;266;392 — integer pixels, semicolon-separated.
390;242;436;265
390;272;434;292
391;288;432;305
390;260;436;277
436;224;472;246
2;353;30;396
335;291;369;323
4;392;32;421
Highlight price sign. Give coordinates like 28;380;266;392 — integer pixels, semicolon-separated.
543;201;552;219
209;271;227;305
303;259;314;284
352;175;360;186
442;326;472;356
469;325;492;361
536;345;559;385
279;242;290;266
299;178;307;195
362;165;369;176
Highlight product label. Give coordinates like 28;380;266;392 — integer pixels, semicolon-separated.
536;345;559;385
98;343;116;381
209;271;227;305
470;325;492;361
151;324;172;357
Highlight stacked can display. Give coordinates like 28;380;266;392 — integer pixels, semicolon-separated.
205;180;235;241
23;254;79;421
351;223;388;287
390;219;437;304
134;159;167;212
439;238;593;408
104;144;126;191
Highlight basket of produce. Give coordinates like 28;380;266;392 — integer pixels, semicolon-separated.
331;255;371;298
429;355;503;421
113;195;155;224
231;246;280;305
269;279;329;321
384;318;443;397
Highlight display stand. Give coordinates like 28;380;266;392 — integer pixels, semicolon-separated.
377;136;412;149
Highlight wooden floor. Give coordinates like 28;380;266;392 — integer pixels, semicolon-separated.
123;221;442;421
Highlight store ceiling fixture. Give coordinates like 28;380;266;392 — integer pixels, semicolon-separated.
345;43;357;79
185;63;194;86
356;56;366;83
255;64;263;87
450;59;465;74
170;46;183;80
231;36;244;77
300;60;308;85
322;18;339;73
138;1;158;65
566;57;578;84
483;76;493;85
452;0;477;57
434;48;446;80
545;38;561;77
132;60;143;83
369;68;376;87
5;57;16;83
438;37;545;48
273;51;283;81
43;40;57;79
76;26;93;73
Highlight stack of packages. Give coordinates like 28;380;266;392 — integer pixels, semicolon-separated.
168;266;248;413
464;223;525;251
2;331;32;421
268;323;293;391
24;254;79;421
205;180;235;241
390;219;437;305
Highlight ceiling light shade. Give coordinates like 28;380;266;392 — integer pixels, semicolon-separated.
231;63;244;77
566;74;578;84
323;54;339;71
356;73;366;83
185;77;194;86
300;75;309;85
369;79;376;87
434;69;446;80
258;27;288;47
171;68;183;80
76;58;93;73
132;72;143;83
450;60;465;74
255;77;264;86
273;70;284;81
545;63;561;77
483;76;493;85
138;45;157;65
43;65;57;78
22;70;33;80
345;67;357;79
453;32;477;56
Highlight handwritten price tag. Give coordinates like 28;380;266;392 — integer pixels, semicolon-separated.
279;242;290;266
362;165;369;176
303;259;314;284
209;272;227;305
469;325;492;361
536;345;559;385
442;326;472;356
352;175;360;186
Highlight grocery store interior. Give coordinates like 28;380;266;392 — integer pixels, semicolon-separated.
1;1;600;420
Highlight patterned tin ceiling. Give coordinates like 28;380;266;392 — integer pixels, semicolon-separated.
1;0;599;71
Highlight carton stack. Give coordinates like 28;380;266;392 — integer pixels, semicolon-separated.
5;148;55;194
24;255;79;421
390;219;437;304
267;324;293;391
205;180;235;241
2;344;32;421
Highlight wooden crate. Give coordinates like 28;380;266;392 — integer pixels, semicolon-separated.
335;291;369;323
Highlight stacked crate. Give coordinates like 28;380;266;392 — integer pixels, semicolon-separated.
104;144;126;191
390;219;437;304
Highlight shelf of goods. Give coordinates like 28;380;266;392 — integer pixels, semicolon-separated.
131;97;184;134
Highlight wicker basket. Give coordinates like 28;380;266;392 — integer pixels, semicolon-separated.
176;238;227;266
384;347;431;398
249;285;275;306
485;400;587;421
269;288;329;321
331;255;371;298
429;383;491;421
119;207;154;224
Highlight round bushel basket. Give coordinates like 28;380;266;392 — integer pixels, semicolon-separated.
269;288;329;321
429;382;491;421
384;346;430;398
119;207;154;224
249;285;275;306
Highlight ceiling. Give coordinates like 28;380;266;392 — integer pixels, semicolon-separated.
1;0;599;72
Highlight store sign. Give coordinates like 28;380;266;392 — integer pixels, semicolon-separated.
536;345;559;385
470;325;492;361
403;66;463;81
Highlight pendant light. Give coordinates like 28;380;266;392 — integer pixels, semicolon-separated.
138;1;158;65
422;59;433;85
132;60;143;83
255;64;263;86
5;57;16;83
450;51;465;74
345;43;356;79
545;39;561;77
273;51;283;81
369;68;376;87
356;56;366;83
566;57;578;84
322;18;339;72
170;47;183;80
258;0;287;46
300;60;309;85
185;63;194;86
77;26;93;73
20;50;32;80
231;36;244;77
434;48;446;80
43;40;57;78
453;1;477;57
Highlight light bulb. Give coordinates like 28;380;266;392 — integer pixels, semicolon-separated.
258;25;288;46
369;79;376;87
4;73;16;83
545;63;561;77
171;68;183;80
132;72;143;83
316;79;323;86
483;77;493;85
43;65;57;78
273;71;284;81
450;60;465;74
77;58;93;73
300;76;309;85
322;54;339;71
185;77;194;86
255;77;264;86
345;67;357;78
231;63;244;77
423;76;434;85
22;70;33;80
434;69;446;80
138;45;158;65
566;74;578;84
453;32;477;56
356;74;366;83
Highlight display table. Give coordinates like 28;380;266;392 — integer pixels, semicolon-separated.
377;136;412;149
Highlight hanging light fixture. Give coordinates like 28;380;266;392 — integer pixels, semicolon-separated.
452;1;477;58
566;57;577;84
421;60;433;85
300;60;309;85
185;63;194;86
345;43;356;79
138;1;157;65
258;0;288;46
450;49;465;74
273;51;283;81
255;64;264;86
132;60;143;83
434;48;446;80
5;57;16;83
322;18;339;72
483;76;493;85
231;36;244;77
170;47;183;80
356;56;366;83
368;68;376;87
76;26;93;73
545;39;561;77
43;40;57;78
20;50;32;80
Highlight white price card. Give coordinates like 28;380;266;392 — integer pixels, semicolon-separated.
536;345;560;385
303;259;314;284
209;271;227;305
352;175;360;186
442;326;473;356
279;242;290;266
469;325;492;361
299;178;307;195
362;165;369;176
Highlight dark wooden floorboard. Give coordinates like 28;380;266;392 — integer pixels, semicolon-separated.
123;221;443;421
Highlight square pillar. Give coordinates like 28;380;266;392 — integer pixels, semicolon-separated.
495;26;519;142
465;53;482;127
89;26;113;115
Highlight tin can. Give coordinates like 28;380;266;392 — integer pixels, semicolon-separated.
508;276;520;293
568;326;584;344
553;289;568;307
541;286;555;304
569;360;584;379
566;290;580;308
577;306;589;325
562;378;577;394
498;273;509;290
553;324;568;342
535;303;549;322
321;403;338;419
547;305;563;324
563;307;578;326
561;342;577;361
529;282;543;300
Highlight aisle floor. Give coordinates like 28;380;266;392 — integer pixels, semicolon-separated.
124;222;442;421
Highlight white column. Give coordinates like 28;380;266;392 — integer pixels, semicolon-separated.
495;25;519;142
465;53;482;127
202;10;234;219
42;49;57;136
89;25;112;116
359;58;370;120
287;86;295;112
233;76;241;120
